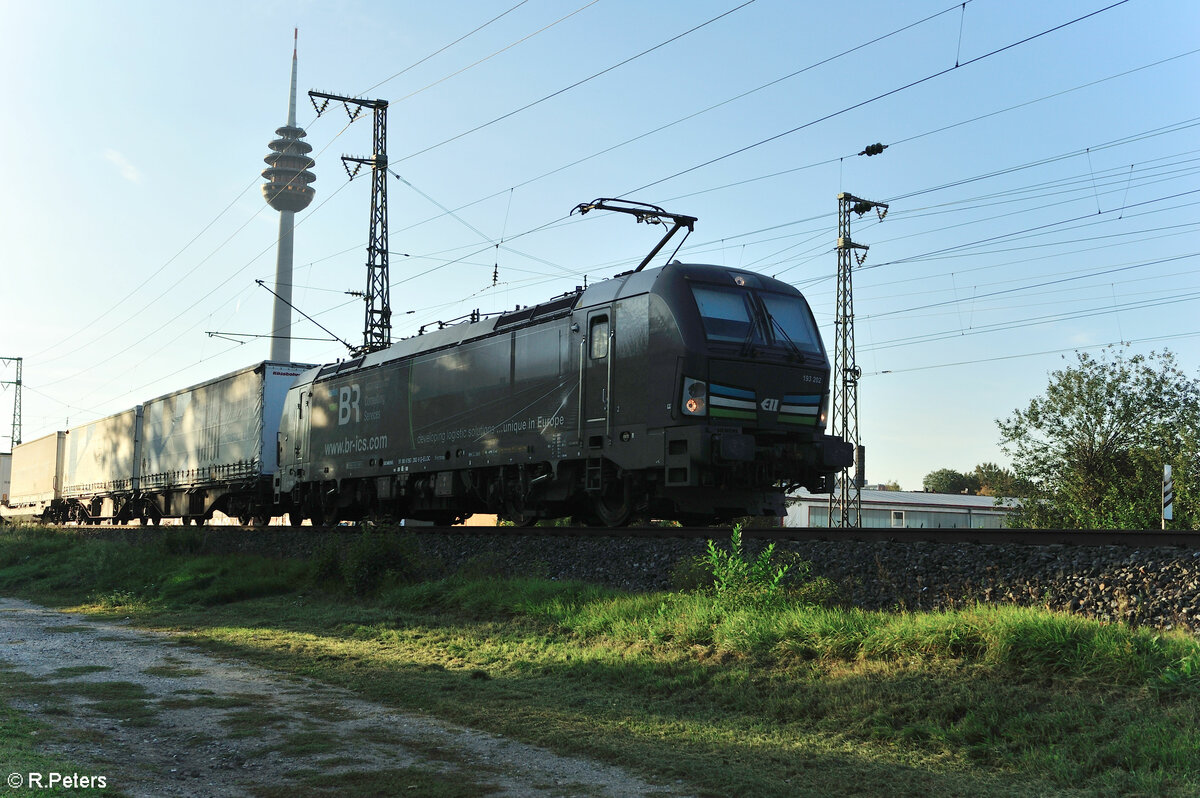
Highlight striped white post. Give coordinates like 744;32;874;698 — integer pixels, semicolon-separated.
1163;464;1174;530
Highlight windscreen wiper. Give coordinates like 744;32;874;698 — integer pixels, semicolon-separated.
764;309;806;363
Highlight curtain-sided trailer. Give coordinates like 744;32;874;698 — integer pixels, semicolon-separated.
3;432;67;519
0;362;311;525
137;361;311;525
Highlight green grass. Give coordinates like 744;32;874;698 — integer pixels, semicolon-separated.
2;524;1200;796
0;665;133;796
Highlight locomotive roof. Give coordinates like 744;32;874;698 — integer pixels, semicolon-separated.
298;262;802;382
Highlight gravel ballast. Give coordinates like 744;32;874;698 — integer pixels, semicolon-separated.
48;525;1200;633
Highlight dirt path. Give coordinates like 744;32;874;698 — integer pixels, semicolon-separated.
0;597;688;797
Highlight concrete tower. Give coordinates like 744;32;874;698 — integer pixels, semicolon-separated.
262;29;316;362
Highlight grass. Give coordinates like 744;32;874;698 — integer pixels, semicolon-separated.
2;524;1200;796
0;664;135;797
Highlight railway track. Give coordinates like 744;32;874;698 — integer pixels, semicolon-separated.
37;523;1200;548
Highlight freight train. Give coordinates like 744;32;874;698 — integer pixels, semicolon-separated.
2;204;852;527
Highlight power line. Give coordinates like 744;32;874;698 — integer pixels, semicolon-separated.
391;0;975;237
360;0;535;94
394;0;759;163
623;0;1134;195
862;329;1200;377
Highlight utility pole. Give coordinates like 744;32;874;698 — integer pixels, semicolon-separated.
310;91;391;355
828;194;887;528
0;356;21;450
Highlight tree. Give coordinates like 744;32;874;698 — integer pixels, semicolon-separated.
922;468;979;495
972;462;1022;497
997;348;1200;529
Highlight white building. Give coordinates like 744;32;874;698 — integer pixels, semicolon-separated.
787;489;1017;529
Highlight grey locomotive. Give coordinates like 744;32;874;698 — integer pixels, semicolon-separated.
276;261;852;527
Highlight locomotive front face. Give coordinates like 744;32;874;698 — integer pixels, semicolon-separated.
647;264;853;515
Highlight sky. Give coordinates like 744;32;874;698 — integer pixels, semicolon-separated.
1;0;1197;491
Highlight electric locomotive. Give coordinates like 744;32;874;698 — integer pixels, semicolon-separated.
276;201;852;526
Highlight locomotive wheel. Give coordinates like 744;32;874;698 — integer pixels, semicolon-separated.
502;495;537;527
252;514;271;527
502;510;537;528
288;512;305;527
591;479;633;528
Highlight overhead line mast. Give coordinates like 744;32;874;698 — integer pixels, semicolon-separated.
829;193;887;528
310;91;392;356
0;356;21;450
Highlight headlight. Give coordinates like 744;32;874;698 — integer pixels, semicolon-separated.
819;393;829;427
682;378;707;416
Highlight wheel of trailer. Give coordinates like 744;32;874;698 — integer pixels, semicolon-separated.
238;514;252;526
182;516;192;526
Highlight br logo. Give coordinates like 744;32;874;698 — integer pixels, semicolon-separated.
338;384;362;425
760;398;780;412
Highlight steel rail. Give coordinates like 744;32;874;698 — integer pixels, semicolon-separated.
22;524;1200;548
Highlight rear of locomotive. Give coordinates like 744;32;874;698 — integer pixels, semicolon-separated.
638;263;852;520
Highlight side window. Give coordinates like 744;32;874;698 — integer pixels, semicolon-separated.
891;510;905;528
590;315;609;359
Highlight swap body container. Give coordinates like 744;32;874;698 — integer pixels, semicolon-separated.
6;431;66;510
139;361;309;491
62;408;142;498
0;452;11;505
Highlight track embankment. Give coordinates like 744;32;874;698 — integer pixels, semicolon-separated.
54;524;1200;633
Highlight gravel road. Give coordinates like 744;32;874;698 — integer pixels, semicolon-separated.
0;597;688;797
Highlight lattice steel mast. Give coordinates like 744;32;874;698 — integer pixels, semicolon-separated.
828;193;887;528
310;91;391;355
0;356;21;450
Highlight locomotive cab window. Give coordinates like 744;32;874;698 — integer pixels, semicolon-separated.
759;291;823;353
691;283;822;353
691;285;762;344
589;315;610;359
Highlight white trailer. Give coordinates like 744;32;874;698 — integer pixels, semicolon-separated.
138;361;310;524
0;452;11;506
60;407;142;522
2;432;66;519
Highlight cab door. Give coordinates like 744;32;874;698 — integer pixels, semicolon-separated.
583;309;613;435
292;388;310;471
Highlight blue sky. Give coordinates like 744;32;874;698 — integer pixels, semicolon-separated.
1;0;1197;491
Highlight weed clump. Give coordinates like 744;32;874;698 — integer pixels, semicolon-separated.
699;524;832;610
311;531;431;596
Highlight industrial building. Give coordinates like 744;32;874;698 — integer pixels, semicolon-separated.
786;489;1017;529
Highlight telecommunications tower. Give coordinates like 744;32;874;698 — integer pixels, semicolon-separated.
261;29;316;362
